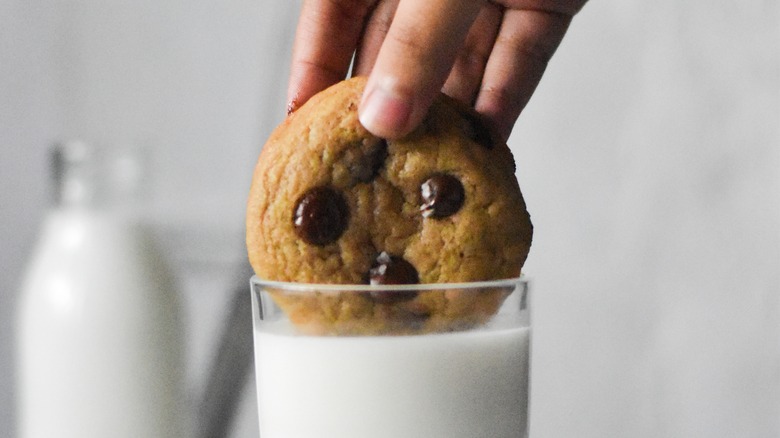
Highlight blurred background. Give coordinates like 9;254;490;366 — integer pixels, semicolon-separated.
1;0;778;437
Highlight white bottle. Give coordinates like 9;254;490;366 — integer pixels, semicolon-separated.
17;141;186;438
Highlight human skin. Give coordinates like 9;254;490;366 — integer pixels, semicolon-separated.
287;0;588;143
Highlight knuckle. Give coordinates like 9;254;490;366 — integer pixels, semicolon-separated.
453;51;489;81
459;39;492;71
387;25;427;55
326;0;375;22
480;85;524;116
497;32;557;65
295;57;347;81
495;0;585;16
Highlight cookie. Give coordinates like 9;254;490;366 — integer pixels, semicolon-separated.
246;77;532;334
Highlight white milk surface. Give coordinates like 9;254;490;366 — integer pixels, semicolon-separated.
254;320;530;438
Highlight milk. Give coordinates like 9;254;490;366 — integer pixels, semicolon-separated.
17;209;186;438
254;319;530;438
16;142;185;437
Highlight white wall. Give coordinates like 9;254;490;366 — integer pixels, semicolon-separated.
1;2;63;435
1;1;778;437
516;1;779;436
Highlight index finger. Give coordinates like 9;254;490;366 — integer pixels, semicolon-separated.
287;0;376;114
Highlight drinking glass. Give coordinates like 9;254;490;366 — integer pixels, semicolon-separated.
251;276;531;438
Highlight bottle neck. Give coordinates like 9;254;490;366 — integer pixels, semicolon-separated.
51;141;146;216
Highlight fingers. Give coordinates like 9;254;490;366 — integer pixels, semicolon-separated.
441;3;502;105
288;0;579;144
287;0;375;114
499;0;586;16
475;9;572;143
358;0;485;139
352;0;400;77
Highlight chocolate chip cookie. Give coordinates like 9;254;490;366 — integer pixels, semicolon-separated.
246;76;532;334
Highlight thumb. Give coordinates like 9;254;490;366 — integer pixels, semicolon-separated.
359;0;484;139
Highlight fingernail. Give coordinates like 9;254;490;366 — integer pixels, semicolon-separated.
359;77;412;137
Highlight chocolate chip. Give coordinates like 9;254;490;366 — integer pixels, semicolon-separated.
420;173;465;219
369;252;419;285
293;186;349;246
367;252;419;303
350;139;388;183
463;111;495;149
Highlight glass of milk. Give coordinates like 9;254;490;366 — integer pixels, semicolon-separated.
250;277;531;438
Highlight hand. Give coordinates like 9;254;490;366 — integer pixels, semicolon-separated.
287;0;587;143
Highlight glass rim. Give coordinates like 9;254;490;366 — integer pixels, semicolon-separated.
250;274;529;292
